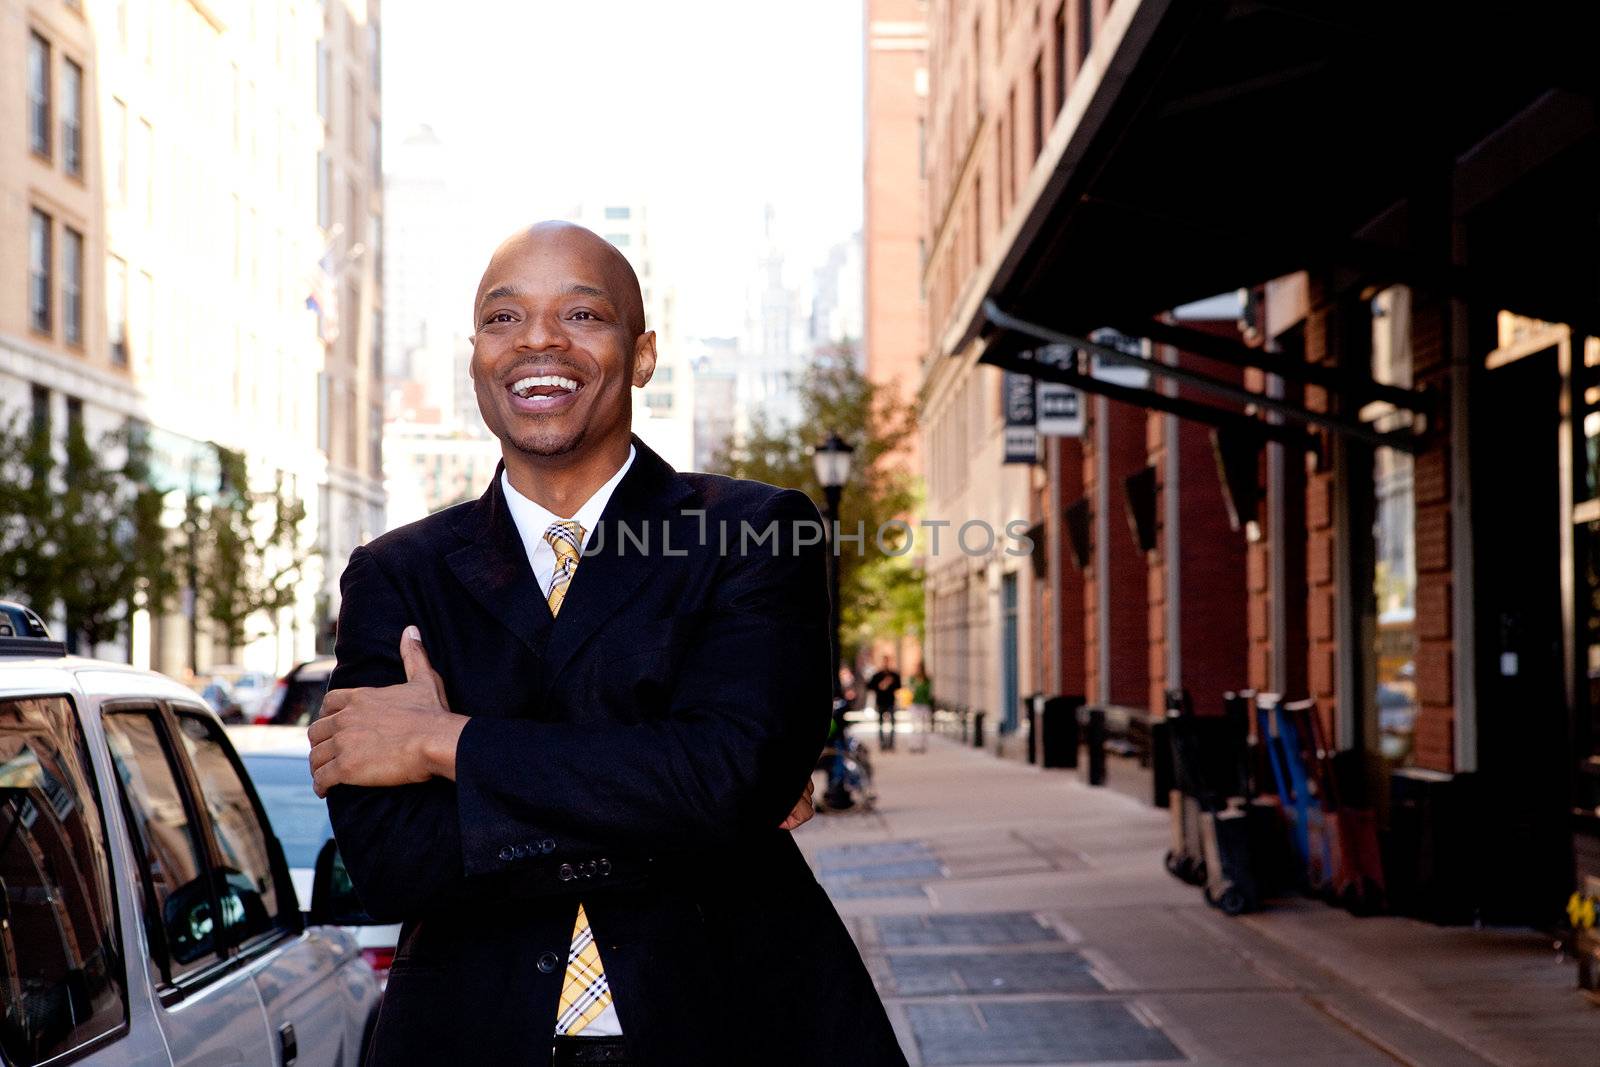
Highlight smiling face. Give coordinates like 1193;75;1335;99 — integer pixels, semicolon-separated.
470;222;654;462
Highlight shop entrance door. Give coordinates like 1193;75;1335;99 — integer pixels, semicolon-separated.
1475;337;1575;923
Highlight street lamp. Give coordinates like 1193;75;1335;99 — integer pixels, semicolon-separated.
811;431;855;699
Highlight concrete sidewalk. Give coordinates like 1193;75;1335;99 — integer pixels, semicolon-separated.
795;734;1598;1067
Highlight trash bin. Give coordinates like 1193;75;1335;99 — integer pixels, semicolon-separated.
1040;695;1083;769
973;709;987;750
1084;707;1107;786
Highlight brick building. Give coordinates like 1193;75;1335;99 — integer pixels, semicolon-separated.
917;0;1600;946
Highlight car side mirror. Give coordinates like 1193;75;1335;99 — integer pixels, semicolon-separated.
309;838;380;926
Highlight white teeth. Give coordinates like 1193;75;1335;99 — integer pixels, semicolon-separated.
511;375;580;398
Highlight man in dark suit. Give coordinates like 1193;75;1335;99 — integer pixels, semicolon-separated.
307;222;907;1066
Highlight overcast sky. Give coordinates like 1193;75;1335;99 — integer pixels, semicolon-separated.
382;1;866;339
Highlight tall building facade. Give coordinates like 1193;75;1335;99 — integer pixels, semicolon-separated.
572;199;695;470
918;0;1600;946
3;0;383;676
313;0;386;651
1;1;111;493
864;0;928;473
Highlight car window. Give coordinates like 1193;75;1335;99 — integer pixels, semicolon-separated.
239;755;330;870
272;677;329;726
0;695;127;1066
102;710;219;976
171;713;284;946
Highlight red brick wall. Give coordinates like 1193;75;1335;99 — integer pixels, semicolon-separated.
1409;292;1455;772
1054;436;1088;698
1083;398;1151;707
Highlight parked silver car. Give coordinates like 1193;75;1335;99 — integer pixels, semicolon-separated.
0;635;382;1067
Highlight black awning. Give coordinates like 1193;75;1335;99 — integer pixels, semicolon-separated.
950;0;1600;354
981;302;1421;454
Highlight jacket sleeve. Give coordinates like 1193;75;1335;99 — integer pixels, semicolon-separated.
324;546;634;920
451;488;833;877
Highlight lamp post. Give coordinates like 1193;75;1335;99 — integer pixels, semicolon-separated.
811;431;855;699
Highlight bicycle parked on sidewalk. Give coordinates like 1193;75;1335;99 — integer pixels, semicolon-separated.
815;697;877;812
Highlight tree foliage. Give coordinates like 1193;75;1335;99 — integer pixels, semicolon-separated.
0;409;172;650
0;407;314;660
707;342;924;657
189;445;316;654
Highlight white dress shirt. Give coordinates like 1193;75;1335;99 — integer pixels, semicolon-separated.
501;444;636;597
497;443;634;1037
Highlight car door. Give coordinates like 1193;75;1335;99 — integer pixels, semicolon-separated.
100;703;275;1067
0;692;151;1067
166;706;359;1067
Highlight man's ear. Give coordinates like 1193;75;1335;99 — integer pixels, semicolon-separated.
632;330;658;388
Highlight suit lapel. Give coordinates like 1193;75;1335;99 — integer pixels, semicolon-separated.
444;461;555;656
540;437;695;693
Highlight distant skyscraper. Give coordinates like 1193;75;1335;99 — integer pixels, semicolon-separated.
571;199;695;470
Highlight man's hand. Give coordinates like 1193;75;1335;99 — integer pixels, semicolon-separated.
309;626;466;797
779;778;815;831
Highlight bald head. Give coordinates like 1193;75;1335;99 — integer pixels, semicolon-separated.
475;221;646;339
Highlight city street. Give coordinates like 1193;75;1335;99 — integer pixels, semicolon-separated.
798;733;1600;1067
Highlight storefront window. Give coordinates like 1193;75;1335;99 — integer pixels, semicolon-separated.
1370;287;1417;764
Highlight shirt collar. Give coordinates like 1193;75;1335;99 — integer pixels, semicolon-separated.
500;443;636;552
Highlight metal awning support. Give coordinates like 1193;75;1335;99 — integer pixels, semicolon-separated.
1111;316;1430;415
983;301;1423;454
977;337;1313;451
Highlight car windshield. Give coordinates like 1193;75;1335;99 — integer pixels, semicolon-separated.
240;752;331;869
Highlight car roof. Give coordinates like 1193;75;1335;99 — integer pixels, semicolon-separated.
225;724;312;757
292;658;337;680
0;651;219;708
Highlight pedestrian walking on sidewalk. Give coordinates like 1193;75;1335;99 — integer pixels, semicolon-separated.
307;222;907;1067
909;666;933;753
869;655;903;751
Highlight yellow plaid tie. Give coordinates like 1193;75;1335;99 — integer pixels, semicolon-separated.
544;521;613;1036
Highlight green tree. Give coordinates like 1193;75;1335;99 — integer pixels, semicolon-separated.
194;445;317;656
0;408;173;652
708;341;923;660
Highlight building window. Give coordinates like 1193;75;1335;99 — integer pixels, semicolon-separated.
604;205;631;220
28;32;51;158
138;118;154;223
1031;55;1045;163
348;77;360;155
1368;286;1417;766
367;23;381;87
316;42;330;123
644;391;673;413
1055;5;1068;117
317;371;332;453
369;117;381;182
63;227;84;346
108;255;128;365
605;232;631;248
29;209;52;334
65;396;84;475
369;402;383;478
109;98;127;204
318;152;332;230
62;58;83;176
1078;0;1094;68
31;384;50;438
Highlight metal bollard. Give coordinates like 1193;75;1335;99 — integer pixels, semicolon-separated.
1085;708;1107;786
973;710;987;750
1025;694;1040;764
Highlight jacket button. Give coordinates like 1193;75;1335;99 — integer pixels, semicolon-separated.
558;863;574;882
541;838;556;854
498;846;516;862
598;858;612;876
537;951;561;973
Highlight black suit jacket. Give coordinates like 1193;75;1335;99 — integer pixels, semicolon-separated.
327;437;907;1067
